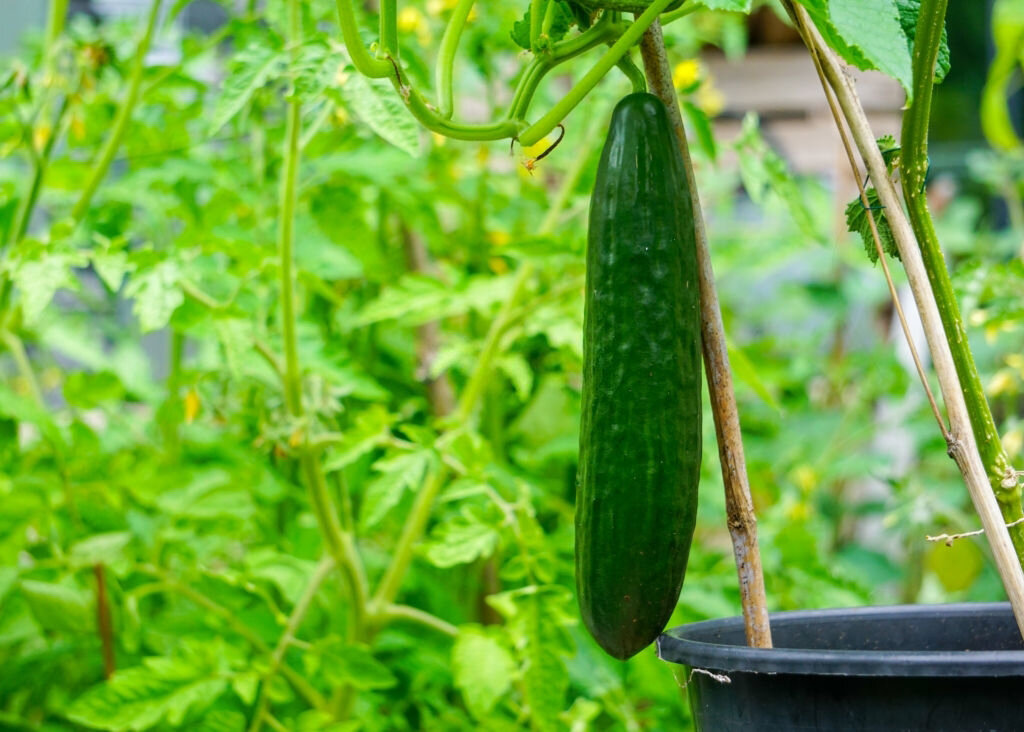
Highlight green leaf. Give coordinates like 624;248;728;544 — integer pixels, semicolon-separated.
69;531;134;567
92;248;134;292
209;43;286;135
13;255;78;326
315;641;398;690
682;101;717;161
423;511;500;568
844;187;900;263
694;0;752;11
339;73;422;157
452;626;516;718
895;0;950;83
360;449;433;529
511;2;576;51
322;405;396;473
734;114;826;245
20;580;93;634
125;261;184;333
800;0;913;98
66;656;228;731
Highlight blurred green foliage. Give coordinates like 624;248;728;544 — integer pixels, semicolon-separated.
0;1;1021;730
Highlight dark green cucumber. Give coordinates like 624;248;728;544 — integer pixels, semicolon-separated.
576;92;702;660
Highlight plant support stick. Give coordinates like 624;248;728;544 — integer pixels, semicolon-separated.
639;20;772;649
899;0;1024;563
784;1;1024;637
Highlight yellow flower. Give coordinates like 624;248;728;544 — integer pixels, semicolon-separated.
988;369;1017;397
398;7;425;34
489;257;509;274
488;230;511;247
791;464;817;494
673;59;700;89
786;500;810;522
184;389;201;424
697;81;725;117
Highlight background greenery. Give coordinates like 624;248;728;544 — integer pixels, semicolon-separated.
1;0;1022;729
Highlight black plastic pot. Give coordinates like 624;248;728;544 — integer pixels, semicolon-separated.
658;602;1024;731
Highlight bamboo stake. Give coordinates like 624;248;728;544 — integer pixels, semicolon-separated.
639;21;772;649
783;1;1024;637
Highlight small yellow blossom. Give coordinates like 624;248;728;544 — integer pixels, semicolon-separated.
696;81;725;117
791;464;817;493
489;257;509;274
184;389;201;424
988;369;1017;397
673;59;700;89
488;230;511;247
431;132;446;147
786;500;810;522
398;7;425;33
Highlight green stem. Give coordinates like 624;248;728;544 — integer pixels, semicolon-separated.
250;556;335;732
378;604;458;637
532;0;548;50
508;14;622;121
6;97;68;248
661;2;699;25
281;0;370;649
71;0;163;223
136;569;326;710
335;0;391;77
616;52;647;92
435;0;475;118
900;0;1024;564
518;0;676;147
379;0;398;58
540;0;558;39
366;114;590;613
44;0;69;60
1;329;76;522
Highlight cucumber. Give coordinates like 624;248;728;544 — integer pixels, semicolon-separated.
575;92;702;660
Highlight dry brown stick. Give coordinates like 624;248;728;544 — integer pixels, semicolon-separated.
93;563;115;679
399;225;457;417
639;20;772;649
783;1;1024;636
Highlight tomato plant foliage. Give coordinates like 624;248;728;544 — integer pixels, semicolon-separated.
0;1;1017;730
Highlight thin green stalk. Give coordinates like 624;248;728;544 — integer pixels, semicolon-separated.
530;0;547;52
540;0;559;39
1;329;76;521
278;103;303;414
661;2;699;25
281;0;370;647
136;570;326;710
616;52;647;92
508;14;623;121
6;97;68;248
44;0;70;61
250;556;335;732
435;0;475;118
71;0;163;223
335;0;396;78
900;0;1024;564
518;0;676;147
379;604;458;637
368;136;590;612
379;0;398;58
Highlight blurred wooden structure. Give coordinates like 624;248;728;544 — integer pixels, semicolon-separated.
703;46;905;179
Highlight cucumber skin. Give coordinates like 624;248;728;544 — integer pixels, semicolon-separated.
576;93;702;661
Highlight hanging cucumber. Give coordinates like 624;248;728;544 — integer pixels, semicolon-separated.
576;92;702;660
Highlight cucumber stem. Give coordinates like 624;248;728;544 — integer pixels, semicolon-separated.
899;0;1024;563
784;0;1024;637
638;20;773;650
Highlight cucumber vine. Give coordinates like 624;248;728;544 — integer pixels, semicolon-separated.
334;0;681;146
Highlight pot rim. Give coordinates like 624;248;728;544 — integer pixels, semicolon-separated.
658;602;1024;677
